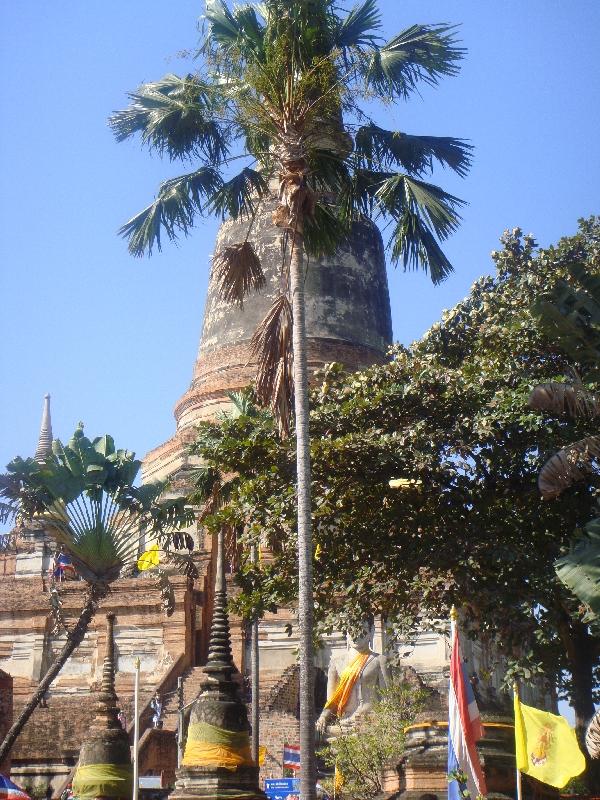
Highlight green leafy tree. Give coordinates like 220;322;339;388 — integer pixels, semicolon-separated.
191;219;600;778
0;425;196;762
319;677;425;800
527;268;600;763
110;1;471;790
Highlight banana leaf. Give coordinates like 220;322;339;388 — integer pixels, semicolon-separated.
555;518;600;621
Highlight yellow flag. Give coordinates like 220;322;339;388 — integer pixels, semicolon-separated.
258;745;267;766
334;764;343;792
137;542;160;571
514;693;585;788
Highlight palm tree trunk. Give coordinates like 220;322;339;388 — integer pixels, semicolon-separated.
0;582;107;764
289;225;316;800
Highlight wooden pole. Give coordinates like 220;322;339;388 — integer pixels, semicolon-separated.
251;543;260;766
513;683;522;800
133;657;140;800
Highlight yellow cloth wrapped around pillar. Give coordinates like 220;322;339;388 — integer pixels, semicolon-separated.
324;652;370;717
182;721;254;769
72;763;133;799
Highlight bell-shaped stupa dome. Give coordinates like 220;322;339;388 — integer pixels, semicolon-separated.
143;198;392;483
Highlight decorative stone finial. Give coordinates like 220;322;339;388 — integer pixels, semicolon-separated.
72;613;132;800
34;394;53;462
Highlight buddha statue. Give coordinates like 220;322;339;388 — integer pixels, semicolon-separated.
316;623;388;739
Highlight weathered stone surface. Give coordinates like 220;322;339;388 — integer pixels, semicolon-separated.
142;203;392;483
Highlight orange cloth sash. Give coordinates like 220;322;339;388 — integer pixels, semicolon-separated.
324;652;370;717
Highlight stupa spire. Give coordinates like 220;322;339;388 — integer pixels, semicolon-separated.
94;612;121;728
72;613;132;800
34;393;53;462
204;529;234;680
171;528;266;800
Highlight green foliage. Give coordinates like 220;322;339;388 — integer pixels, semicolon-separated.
192;217;600;702
319;678;425;800
1;425;195;585
556;518;600;623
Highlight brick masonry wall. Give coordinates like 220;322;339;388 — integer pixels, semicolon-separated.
0;669;13;773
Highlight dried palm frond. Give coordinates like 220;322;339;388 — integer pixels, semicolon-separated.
250;294;294;437
586;709;600;759
538;435;600;499
529;382;600;420
160;549;199;579
212;241;265;307
155;567;175;616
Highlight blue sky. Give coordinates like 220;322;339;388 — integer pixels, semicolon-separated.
1;0;599;474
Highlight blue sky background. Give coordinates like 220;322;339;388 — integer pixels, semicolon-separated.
1;0;599;720
2;1;599;471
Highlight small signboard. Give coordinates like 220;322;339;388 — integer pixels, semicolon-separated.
264;778;300;800
139;776;162;790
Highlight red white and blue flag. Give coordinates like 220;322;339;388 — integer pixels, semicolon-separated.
448;611;487;800
283;743;300;771
52;552;76;580
0;774;31;800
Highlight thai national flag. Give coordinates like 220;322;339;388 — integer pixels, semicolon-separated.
448;613;487;800
283;743;301;771
53;553;76;580
0;774;31;800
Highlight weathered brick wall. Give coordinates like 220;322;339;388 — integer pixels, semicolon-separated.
0;668;13;773
139;728;178;788
258;711;300;779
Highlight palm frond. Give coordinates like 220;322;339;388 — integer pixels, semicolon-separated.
232;5;265;57
119;167;223;256
339;167;390;221
109;74;229;163
155;567;176;616
306;148;352;195
374;173;462;281
354;124;472;178
528;382;600;421
303;202;349;258
389;210;453;284
188;465;222;506
334;0;381;49
364;24;464;100
160;549;199;579
212;240;265;306
538;435;600;499
209;166;268;220
251;294;294;437
204;0;265;61
204;0;240;49
376;174;464;240
227;389;261;418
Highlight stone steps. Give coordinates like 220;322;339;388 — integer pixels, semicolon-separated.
161;666;206;730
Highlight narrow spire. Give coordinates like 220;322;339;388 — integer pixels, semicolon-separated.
91;612;122;731
34;393;53;462
204;529;235;680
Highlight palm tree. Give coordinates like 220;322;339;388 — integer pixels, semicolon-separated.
0;424;196;762
109;3;471;794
